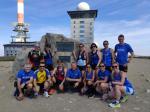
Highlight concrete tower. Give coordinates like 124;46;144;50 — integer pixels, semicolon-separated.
67;2;97;45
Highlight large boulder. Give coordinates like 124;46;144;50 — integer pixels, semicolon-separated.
12;47;32;75
40;33;80;67
12;33;81;75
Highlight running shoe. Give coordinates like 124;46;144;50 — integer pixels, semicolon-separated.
34;92;38;97
108;100;121;108
120;95;128;103
44;91;50;97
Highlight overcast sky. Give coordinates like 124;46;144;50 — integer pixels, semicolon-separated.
0;0;150;56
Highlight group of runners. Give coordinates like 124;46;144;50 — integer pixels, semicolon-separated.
14;34;135;108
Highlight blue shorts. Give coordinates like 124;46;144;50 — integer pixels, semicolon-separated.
124;86;134;95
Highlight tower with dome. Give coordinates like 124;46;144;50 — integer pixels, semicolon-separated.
67;2;98;45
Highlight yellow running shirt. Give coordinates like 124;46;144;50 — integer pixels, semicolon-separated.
34;69;50;84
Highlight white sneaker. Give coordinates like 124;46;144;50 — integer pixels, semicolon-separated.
44;91;49;97
34;92;38;97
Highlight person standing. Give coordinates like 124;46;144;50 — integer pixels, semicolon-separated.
72;43;88;75
90;43;101;70
101;40;115;72
43;45;56;72
28;43;44;71
114;34;134;72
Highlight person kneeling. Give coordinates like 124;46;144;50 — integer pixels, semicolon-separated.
108;63;134;108
14;63;35;101
33;62;53;97
81;64;95;97
64;62;82;92
95;63;111;99
52;60;67;93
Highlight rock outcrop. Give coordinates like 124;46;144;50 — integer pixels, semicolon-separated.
12;33;80;75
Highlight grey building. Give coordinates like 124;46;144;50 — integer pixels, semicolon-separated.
67;2;97;45
3;42;36;56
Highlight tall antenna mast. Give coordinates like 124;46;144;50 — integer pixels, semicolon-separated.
11;0;30;42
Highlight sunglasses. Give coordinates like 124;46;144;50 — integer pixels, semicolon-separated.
112;66;118;68
86;66;91;68
100;65;105;67
40;66;45;67
92;46;96;48
79;46;83;48
103;43;108;45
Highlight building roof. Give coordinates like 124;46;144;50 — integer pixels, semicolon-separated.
3;42;37;47
67;10;98;19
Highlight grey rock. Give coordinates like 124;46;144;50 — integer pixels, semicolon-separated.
133;107;140;111
145;78;150;82
68;100;73;104
143;100;149;104
146;89;150;93
1;86;6;90
12;33;81;76
140;74;144;77
64;107;70;111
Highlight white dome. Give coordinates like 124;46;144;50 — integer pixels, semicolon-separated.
77;2;90;11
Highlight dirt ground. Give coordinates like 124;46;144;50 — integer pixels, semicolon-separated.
0;58;150;112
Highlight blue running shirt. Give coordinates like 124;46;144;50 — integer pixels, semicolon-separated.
115;43;133;65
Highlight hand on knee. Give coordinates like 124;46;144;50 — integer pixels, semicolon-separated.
44;82;49;89
27;83;33;89
87;81;92;85
59;84;64;91
35;86;40;93
74;82;79;88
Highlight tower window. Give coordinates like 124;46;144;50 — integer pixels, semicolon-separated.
80;21;84;24
90;22;93;25
80;30;84;33
80;25;84;28
74;21;76;24
90;32;93;35
80;35;84;38
80;39;85;43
